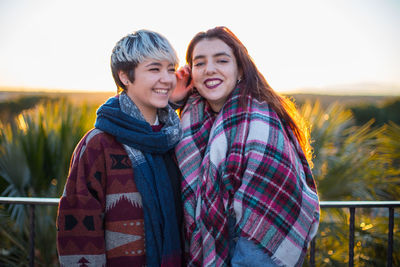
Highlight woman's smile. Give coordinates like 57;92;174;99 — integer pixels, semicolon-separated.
153;88;170;95
204;78;223;89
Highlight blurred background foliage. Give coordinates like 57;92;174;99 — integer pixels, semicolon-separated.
0;96;97;266
0;93;399;266
297;97;400;267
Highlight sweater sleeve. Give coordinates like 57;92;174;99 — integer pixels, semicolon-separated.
57;129;107;267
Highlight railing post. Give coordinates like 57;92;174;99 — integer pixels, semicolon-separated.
387;207;394;267
349;207;355;267
29;204;35;267
310;237;316;267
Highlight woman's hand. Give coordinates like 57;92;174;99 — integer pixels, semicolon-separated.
171;65;193;103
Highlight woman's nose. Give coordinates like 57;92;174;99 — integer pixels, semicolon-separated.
160;70;175;83
205;62;217;75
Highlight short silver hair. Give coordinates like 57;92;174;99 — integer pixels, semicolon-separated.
111;29;178;91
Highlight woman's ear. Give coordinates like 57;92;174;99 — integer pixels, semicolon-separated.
238;69;244;83
118;71;129;86
238;69;243;80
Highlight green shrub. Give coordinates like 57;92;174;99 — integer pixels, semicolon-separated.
0;98;96;266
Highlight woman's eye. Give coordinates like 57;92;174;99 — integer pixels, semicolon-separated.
149;68;160;72
217;59;228;63
193;62;204;67
168;68;176;73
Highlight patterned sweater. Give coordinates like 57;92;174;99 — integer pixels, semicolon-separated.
57;128;182;266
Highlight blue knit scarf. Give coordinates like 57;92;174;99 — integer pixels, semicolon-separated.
95;93;182;266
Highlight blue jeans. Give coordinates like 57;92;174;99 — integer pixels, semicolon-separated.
229;215;279;267
231;237;280;267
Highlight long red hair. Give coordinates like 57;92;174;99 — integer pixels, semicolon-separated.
186;26;313;166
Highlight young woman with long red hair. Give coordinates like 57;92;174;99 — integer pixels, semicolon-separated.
173;26;320;266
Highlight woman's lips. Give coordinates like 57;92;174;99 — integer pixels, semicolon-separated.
153;88;170;95
204;78;222;89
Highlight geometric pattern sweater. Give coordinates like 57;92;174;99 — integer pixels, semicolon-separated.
57;128;182;267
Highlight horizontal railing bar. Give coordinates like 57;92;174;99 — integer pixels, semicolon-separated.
0;197;59;205
320;201;400;208
1;198;400;208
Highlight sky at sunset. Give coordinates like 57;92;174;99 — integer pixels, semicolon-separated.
0;0;399;95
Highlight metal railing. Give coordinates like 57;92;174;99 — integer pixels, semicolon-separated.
310;201;400;267
0;197;59;267
0;197;399;267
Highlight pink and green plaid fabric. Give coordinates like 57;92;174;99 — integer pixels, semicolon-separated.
175;87;320;266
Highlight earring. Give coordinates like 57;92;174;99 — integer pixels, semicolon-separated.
237;77;242;84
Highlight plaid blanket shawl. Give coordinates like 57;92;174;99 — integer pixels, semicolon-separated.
175;86;320;267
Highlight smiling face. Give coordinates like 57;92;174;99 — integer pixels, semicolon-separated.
119;58;176;123
191;38;241;112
